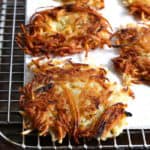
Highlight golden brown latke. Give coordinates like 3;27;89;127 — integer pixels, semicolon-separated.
123;0;150;20
112;24;150;85
16;4;111;57
20;59;133;143
58;0;104;9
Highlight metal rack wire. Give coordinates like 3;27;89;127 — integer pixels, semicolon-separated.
0;0;150;149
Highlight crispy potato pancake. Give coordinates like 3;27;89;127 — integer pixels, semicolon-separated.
16;4;111;57
123;0;150;20
58;0;104;9
112;24;150;85
20;59;133;143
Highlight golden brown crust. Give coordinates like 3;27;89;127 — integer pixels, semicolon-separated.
124;0;150;20
112;25;150;85
77;103;127;138
16;4;111;57
59;0;104;9
20;59;132;143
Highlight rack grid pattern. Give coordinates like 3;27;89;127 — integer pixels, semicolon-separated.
0;0;150;149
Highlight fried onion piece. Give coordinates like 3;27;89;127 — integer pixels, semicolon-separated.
112;24;150;85
20;59;133;143
58;0;104;9
123;0;150;20
16;4;111;57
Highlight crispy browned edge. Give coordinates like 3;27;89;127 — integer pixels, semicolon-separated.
16;4;112;57
112;25;150;85
20;60;132;143
59;0;105;9
126;1;150;20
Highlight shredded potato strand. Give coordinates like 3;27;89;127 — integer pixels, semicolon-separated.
58;0;104;9
124;0;150;20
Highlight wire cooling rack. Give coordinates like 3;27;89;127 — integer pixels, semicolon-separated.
0;0;150;149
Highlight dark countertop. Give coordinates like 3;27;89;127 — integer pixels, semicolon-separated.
0;136;22;150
